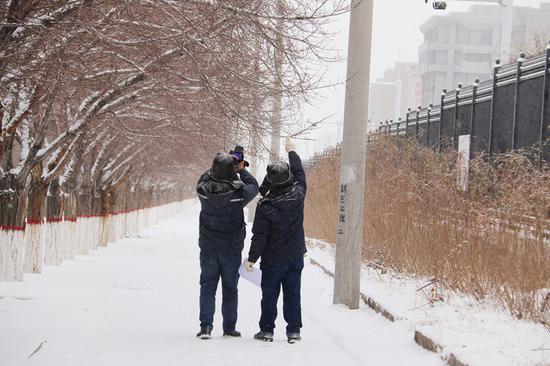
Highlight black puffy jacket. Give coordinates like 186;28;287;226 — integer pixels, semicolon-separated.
197;169;259;255
248;151;307;266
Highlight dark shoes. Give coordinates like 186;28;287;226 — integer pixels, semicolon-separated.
253;331;274;342
223;330;242;338
197;326;241;339
196;325;213;340
199;327;300;343
287;332;301;344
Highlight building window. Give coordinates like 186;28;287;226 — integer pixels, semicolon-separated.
465;53;491;63
425;28;439;43
456;27;469;44
470;31;482;45
481;31;492;46
430;50;448;65
438;26;450;43
454;51;463;65
470;31;493;46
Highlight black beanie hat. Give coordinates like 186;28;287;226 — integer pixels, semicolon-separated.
211;153;237;181
266;162;293;188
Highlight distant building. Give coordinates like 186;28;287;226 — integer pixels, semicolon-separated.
419;3;550;106
368;62;421;131
368;82;395;132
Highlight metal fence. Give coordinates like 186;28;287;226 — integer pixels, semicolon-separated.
371;46;550;167
302;144;341;172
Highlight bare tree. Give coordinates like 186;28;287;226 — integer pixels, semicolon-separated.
0;0;347;280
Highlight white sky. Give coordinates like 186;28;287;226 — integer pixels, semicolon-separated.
297;0;548;158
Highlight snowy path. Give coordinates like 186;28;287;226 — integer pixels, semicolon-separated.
0;200;442;366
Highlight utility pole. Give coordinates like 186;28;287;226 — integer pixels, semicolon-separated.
500;0;514;60
270;0;284;161
333;0;374;309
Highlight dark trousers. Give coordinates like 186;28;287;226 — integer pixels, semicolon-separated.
199;252;241;332
259;256;304;334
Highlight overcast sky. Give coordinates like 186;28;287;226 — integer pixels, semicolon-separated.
296;0;548;158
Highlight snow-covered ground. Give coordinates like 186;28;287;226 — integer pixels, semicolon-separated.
0;199;442;366
308;241;550;366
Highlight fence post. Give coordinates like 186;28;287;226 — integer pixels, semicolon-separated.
539;42;550;169
427;104;432;148
396;118;401;136
415;106;421;141
512;53;525;150
470;79;479;155
405;108;411;138
488;59;502;155
453;83;462;147
439;89;446;152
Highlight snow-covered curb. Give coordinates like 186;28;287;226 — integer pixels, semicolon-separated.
306;238;550;366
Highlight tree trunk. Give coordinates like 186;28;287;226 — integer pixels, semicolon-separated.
269;0;285;161
44;178;63;265
127;185;138;236
91;190;102;249
99;189;112;247
61;191;77;259
247;134;259;223
0;175;27;281
78;187;98;252
24;167;48;273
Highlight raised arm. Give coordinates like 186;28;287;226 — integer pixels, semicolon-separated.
288;151;306;193
238;168;259;206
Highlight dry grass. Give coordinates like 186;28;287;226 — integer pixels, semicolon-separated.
304;137;550;326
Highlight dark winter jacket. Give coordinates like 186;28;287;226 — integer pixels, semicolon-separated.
197;169;259;255
248;151;307;266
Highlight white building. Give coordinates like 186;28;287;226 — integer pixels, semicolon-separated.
368;62;422;131
419;3;550;106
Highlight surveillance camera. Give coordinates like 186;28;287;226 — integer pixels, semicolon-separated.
432;1;447;10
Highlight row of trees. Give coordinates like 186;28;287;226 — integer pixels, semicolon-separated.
0;0;344;280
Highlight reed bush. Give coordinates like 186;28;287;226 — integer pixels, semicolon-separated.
304;137;550;326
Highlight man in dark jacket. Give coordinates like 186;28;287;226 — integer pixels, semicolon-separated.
196;151;259;339
246;138;306;343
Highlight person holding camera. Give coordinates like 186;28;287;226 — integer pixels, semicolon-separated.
196;147;259;340
246;138;307;344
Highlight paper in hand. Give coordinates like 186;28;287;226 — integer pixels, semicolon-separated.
238;258;262;287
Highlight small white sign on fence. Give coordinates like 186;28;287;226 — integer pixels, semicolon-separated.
457;135;471;192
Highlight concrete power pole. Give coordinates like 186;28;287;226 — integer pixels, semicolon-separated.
333;0;374;309
500;0;514;60
270;0;284;161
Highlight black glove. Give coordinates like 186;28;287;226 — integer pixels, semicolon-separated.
259;177;271;197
